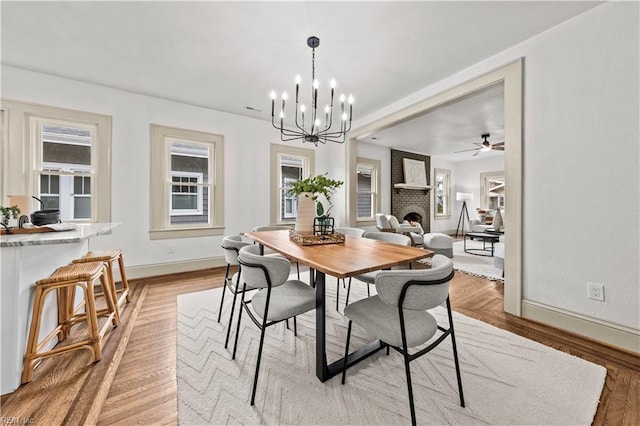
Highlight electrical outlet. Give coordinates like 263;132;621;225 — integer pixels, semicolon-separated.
167;245;175;254
587;282;604;301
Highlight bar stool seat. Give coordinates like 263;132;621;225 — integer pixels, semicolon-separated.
73;249;130;313
22;261;119;384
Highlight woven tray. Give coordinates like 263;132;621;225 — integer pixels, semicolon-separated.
289;229;345;246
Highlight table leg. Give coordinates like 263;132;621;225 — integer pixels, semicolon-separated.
314;269;329;381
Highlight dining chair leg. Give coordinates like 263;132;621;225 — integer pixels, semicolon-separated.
224;290;239;349
293;316;297;336
231;288;247;360
296;262;300;280
403;349;417;426
285;319;290;330
386;345;390;356
367;284;371;297
447;297;465;407
251;323;268;406
341;320;353;385
217;264;230;322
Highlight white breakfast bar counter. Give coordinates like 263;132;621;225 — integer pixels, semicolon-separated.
0;223;120;395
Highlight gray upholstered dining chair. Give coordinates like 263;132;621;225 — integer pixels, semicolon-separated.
250;225;300;280
218;235;253;348
232;244;316;406
341;255;464;425
344;231;413;307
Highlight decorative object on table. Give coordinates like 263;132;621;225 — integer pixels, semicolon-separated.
285;173;343;234
493;208;503;231
313;216;334;236
30;196;60;226
455;192;473;238
0;205;21;228
289;229;345;246
270;36;354;145
7;195;33;228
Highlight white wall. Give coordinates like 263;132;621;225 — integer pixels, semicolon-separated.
352;2;640;332
1;66;283;270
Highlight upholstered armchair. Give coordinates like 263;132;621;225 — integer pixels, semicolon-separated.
374;213;423;246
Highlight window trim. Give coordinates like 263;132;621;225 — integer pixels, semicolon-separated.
270;144;315;225
170;171;204;216
150;124;224;239
355;157;381;225
1;99;111;222
434;168;451;219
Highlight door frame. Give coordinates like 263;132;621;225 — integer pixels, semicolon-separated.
345;59;523;316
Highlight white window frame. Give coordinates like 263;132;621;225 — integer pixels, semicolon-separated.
1;100;111;223
150;124;224;239
434;168;451;219
270;144;315;225
355;157;381;224
282;177;298;219
480;170;505;211
170;171;204;216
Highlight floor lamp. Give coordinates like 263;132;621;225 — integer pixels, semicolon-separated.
455;192;473;238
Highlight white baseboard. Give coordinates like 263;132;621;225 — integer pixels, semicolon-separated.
522;300;640;354
118;257;227;281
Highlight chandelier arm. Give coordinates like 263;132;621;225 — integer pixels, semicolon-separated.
293;102;308;135
280;128;306;138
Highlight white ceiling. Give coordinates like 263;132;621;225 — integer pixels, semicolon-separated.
1;1;601;158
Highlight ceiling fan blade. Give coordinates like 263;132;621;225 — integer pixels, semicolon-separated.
492;146;505;151
454;147;481;153
472;150;480;157
492;142;505;147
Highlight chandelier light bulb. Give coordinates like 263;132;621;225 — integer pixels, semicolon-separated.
315;118;321;127
282;92;288;100
313;79;319;89
270;91;276;99
279;111;284;118
300;104;306;112
330;79;336;88
324;105;330;113
348;95;354;104
342;113;348;121
340;94;346;103
295;75;301;84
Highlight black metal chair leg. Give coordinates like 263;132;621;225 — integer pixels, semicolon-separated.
217;264;230;322
447;298;465;407
386;345;390;355
336;279;340;311
341;320;353;385
367;284;371;297
224;290;239;348
232;292;246;360
250;323;268;406
285;319;290;330
403;349;417;426
296;262;300;280
293;316;297;336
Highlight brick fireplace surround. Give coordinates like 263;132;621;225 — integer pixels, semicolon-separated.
390;149;431;233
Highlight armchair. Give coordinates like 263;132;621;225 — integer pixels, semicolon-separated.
375;213;423;246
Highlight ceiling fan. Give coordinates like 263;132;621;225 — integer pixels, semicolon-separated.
455;133;504;157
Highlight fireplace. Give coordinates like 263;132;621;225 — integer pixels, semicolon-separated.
391;150;431;232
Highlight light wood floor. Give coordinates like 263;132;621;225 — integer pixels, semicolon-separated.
2;266;638;425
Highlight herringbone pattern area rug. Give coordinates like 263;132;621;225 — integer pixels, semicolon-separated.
177;274;605;425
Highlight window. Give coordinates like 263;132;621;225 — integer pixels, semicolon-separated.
356;158;380;221
434;168;451;219
2;100;111;223
270;144;315;225
150;125;224;239
480;171;505;211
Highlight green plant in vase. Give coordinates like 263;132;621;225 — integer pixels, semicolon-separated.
0;205;21;226
286;173;343;234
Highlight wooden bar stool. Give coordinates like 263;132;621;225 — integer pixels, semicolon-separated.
21;261;119;384
73;249;130;314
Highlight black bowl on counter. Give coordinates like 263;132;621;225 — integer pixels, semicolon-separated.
30;209;61;226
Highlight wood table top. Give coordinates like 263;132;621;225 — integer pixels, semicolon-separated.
245;230;433;279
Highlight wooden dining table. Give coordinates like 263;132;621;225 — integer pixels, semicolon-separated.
244;230;433;382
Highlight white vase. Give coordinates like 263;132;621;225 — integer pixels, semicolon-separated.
7;218;18;228
295;192;315;233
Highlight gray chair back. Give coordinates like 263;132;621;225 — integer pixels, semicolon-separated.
251;225;291;232
222;234;250;266
375;213;391;230
335;227;365;237
238;245;291;289
375;254;453;310
363;231;412;246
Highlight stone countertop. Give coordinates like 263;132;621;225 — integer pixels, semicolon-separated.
0;223;121;248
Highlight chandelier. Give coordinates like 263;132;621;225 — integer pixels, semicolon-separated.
271;36;353;145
